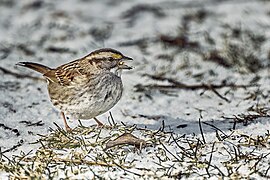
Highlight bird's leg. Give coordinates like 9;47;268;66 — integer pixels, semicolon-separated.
61;112;72;131
94;117;104;126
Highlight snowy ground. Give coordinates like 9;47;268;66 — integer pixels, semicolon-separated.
0;0;269;179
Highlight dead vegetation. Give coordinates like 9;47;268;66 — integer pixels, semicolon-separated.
0;0;270;179
134;73;256;102
0;122;269;179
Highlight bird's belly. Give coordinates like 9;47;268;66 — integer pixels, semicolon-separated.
50;75;123;119
74;86;122;119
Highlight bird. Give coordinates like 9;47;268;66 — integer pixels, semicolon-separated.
17;48;133;131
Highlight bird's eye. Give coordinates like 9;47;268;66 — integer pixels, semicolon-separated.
119;61;124;65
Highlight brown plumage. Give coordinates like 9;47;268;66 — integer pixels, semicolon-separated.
17;48;133;131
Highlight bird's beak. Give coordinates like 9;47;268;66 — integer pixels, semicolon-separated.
122;56;133;61
119;56;133;70
118;64;133;70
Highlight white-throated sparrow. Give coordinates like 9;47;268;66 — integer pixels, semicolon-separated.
17;48;133;131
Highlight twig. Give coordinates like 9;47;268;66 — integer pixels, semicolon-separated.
0;123;20;136
232;118;237;130
19;120;44;127
135;74;256;102
265;166;270;177
142;74;255;89
78;120;84;127
170;134;192;159
104;151;142;176
202;122;228;137
198;118;206;144
160;120;165;132
206;142;215;177
209;164;225;177
1;140;24;154
251;153;270;173
109;111;116;126
194;139;200;161
233;146;239;161
207;84;230;102
160;140;182;162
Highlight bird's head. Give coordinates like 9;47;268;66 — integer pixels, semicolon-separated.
84;48;133;74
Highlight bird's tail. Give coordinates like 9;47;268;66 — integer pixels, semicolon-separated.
16;62;52;74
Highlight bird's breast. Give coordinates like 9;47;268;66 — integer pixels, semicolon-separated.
48;72;123;119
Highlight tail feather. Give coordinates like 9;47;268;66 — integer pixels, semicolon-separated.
16;62;52;74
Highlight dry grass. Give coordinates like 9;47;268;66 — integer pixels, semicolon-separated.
0;121;269;179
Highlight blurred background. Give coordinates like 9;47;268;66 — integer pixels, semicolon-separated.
0;0;269;153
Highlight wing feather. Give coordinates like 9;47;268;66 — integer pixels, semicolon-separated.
44;60;84;86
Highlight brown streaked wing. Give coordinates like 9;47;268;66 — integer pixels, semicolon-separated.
45;60;83;86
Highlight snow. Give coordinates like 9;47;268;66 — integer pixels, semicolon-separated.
0;0;269;179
